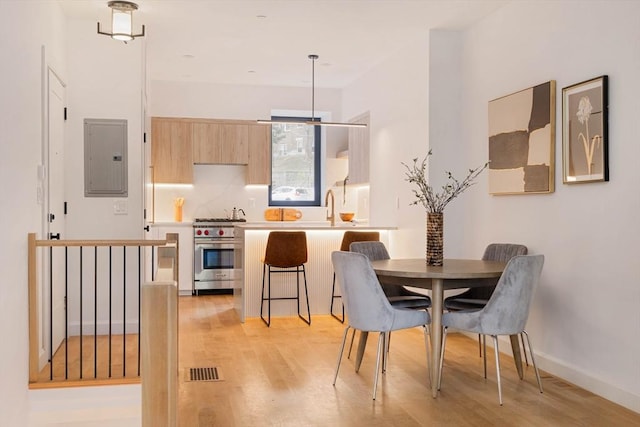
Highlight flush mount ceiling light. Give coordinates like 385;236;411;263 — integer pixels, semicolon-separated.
97;1;145;43
257;54;367;128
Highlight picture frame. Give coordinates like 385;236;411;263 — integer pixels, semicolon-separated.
562;75;609;184
488;81;556;195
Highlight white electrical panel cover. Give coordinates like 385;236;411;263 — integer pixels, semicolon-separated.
84;118;128;197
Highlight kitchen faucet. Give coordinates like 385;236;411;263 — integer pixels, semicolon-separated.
325;189;335;226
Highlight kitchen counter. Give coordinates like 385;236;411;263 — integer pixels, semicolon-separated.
149;221;193;227
237;221;396;230
234;224;394;322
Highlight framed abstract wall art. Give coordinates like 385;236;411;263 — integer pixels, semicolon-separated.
562;75;609;183
488;81;556;195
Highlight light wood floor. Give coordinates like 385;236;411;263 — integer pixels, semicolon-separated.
38;334;140;384
177;294;640;426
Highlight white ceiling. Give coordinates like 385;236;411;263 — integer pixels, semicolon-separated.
59;0;508;89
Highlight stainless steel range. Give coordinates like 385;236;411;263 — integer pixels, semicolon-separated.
193;218;245;294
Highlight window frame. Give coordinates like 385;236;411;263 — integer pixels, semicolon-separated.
268;116;321;207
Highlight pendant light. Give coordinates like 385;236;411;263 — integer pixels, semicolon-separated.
258;54;367;128
97;1;145;43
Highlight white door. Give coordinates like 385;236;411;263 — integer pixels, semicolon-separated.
46;68;66;360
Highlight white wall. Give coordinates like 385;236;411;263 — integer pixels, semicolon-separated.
342;0;640;412
342;35;431;256
0;1;66;425
149;80;352;222
65;19;145;240
0;2;145;423
457;0;640;411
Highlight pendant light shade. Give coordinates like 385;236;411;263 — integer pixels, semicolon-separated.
97;1;145;43
257;54;367;128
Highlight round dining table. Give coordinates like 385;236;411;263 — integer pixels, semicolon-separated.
368;258;514;398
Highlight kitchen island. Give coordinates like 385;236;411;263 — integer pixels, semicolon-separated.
234;222;395;322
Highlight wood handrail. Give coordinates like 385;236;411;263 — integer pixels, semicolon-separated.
34;239;170;247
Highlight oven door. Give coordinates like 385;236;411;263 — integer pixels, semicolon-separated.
194;240;241;289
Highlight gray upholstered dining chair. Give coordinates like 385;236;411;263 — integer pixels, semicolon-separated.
444;243;528;361
348;241;431;364
349;241;431;310
331;251;431;400
439;254;544;405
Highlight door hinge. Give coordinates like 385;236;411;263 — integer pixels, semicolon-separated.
143;132;147;143
63;107;67;121
63;201;68;215
143;208;147;220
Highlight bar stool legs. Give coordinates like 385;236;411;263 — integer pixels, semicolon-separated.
330;273;345;323
259;231;310;327
260;263;311;327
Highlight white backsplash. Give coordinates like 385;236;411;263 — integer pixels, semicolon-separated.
151;162;369;223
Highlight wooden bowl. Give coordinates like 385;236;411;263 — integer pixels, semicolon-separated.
339;212;355;222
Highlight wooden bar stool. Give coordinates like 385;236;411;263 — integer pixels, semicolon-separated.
260;231;311;327
330;231;380;322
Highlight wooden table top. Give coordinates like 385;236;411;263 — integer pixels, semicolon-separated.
370;258;506;280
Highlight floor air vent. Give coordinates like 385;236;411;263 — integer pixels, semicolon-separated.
185;367;223;382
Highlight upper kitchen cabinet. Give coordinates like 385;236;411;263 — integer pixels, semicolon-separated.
192;119;249;165
151;117;193;184
246;124;271;185
347;112;370;184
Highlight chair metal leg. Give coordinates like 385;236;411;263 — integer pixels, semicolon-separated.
438;327;448;391
522;330;543;393
347;329;357;359
330;273;345;323
520;333;529;366
260;264;271;327
297;265;311;325
478;334;482;357
373;332;384;400
333;326;351;386
492;335;503;405
483;334;487;379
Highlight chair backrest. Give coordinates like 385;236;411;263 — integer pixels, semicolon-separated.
348;241;390;261
331;251;396;332
479;254;544;335
264;231;307;268
340;231;380;251
482;243;528;262
463;243;529;300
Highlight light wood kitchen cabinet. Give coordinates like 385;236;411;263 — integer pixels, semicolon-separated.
347;112;370;184
246;124;271;185
151;118;193;184
192;120;249;165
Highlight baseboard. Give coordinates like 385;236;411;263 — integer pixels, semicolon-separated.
457;331;640;413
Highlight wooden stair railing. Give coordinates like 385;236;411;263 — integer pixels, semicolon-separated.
141;241;178;427
27;233;179;392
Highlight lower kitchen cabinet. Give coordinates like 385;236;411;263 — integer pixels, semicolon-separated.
151;224;193;295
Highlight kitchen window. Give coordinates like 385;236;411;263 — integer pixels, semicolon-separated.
269;117;321;206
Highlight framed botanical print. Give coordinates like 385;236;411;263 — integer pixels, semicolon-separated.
562;75;609;183
488;81;556;195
